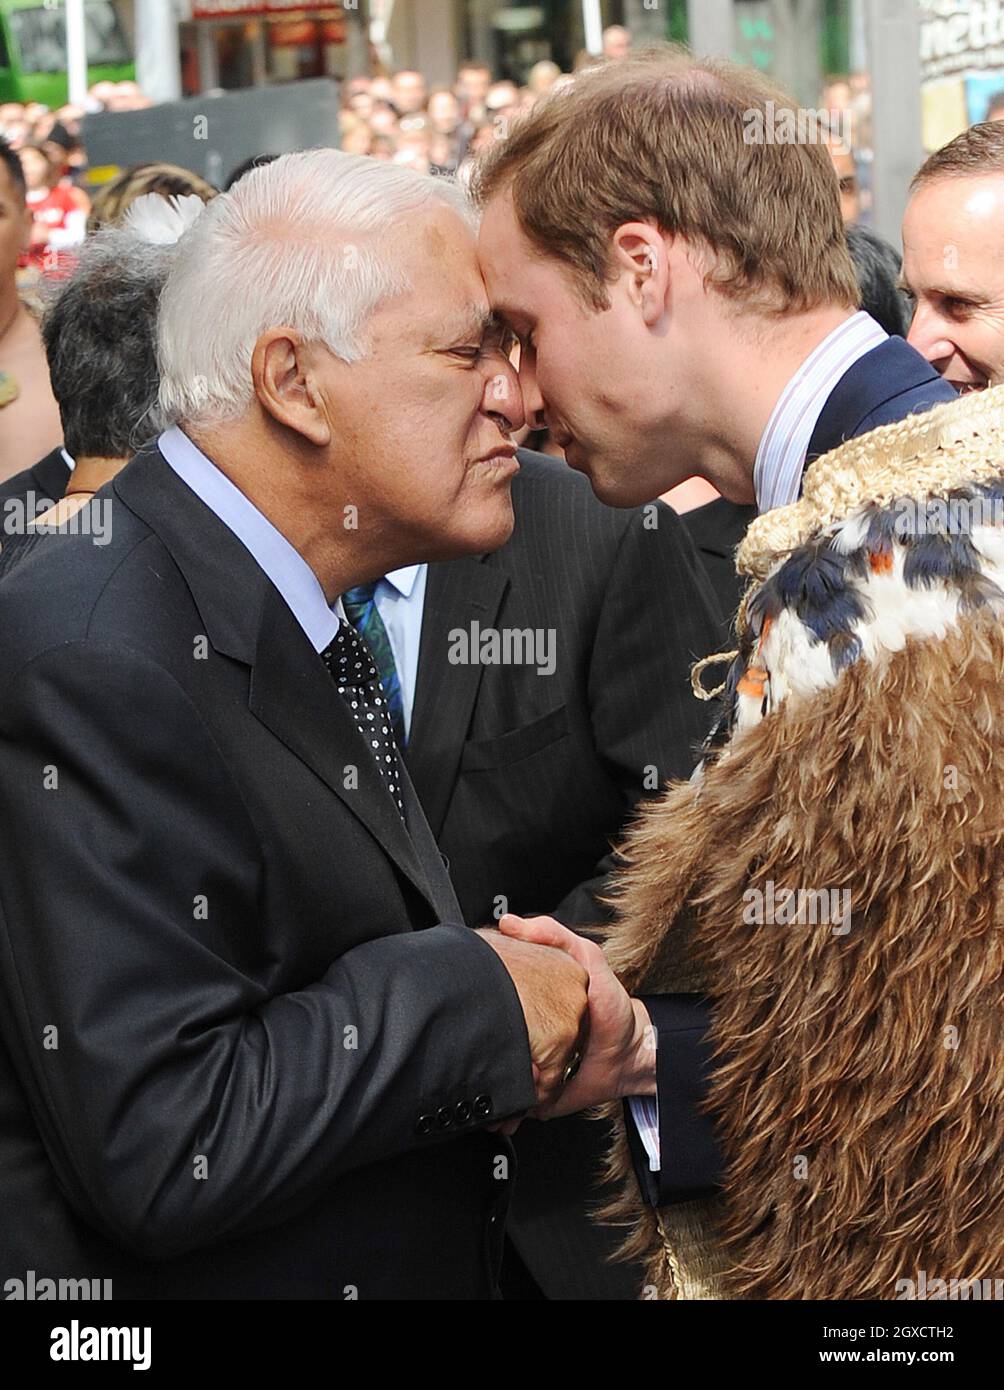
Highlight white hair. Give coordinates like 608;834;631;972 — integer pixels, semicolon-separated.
156;149;475;425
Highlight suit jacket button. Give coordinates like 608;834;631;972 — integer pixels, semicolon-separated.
436;1106;454;1129
474;1094;492;1118
454;1100;472;1124
415;1114;434;1136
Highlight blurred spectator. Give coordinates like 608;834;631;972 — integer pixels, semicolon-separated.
827;137;861;224
902;121;1004;392
369;102;400;138
87;163;217;234
0;142;61;481
42;123;89;190
602;25;632;61
427;87;462;137
18;144;87;278
369;134;396;162
340;113;375;157
391;70;428;116
343;76;374;121
94;80;152;113
0;201;185;577
394;119;431;174
823;76;852;111
528;61;562;99
0;103;30;149
486;81;520;115
457;60;492;124
845;224;911;338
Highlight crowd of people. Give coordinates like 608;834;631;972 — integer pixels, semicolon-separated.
1;35;1004;1309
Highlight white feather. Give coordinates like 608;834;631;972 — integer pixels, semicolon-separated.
122;192;207;246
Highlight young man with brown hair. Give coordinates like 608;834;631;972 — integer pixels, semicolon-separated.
473;47;952;513
473;48;958;1241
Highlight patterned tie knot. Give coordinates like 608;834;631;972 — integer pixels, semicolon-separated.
323;621;383;693
343;581;378;605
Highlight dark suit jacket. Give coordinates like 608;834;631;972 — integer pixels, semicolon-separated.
406;451;723;1297
0;443;537;1300
682;338;959;634
639;337;958;1208
682;497;755;640
0;445;71;510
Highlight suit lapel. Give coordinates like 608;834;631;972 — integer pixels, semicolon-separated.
405;555;509;837
248;584;440;905
116;446;440;911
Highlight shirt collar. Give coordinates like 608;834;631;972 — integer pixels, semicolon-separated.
158;425;345;652
753;311;888;514
61;447;76;473
382;564;423;598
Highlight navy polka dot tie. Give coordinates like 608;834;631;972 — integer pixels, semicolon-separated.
321;619;406;819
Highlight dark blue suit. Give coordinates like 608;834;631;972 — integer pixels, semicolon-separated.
637;337;957;1207
683;337;959;633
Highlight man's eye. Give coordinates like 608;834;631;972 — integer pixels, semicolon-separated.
451;345;482;360
941;297;973;319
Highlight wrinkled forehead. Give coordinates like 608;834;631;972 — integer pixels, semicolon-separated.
904;176;1004;274
383;205;490;331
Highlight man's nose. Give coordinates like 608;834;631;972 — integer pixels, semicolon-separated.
907;304;955;374
483;361;526;434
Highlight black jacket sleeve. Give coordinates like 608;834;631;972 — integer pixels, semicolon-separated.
628;994;724;1206
0;641;537;1260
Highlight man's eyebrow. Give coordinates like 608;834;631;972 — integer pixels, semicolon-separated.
434;307;497;343
899;277;983;302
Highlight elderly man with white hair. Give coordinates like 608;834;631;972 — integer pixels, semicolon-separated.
0;150;592;1300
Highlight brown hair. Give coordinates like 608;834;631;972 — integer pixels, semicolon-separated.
471;46;859;315
912;120;1004;190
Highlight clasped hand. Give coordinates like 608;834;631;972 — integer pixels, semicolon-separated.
475;914;656;1136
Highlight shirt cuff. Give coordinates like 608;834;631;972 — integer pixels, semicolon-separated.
627;1095;660;1171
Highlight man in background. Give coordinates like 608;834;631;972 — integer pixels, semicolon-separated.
0;141;60;481
903;120;1004;393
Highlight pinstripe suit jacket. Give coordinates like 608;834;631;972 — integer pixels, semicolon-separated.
405;449;723;1298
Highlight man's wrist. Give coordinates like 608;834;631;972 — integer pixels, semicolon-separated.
619;998;657;1097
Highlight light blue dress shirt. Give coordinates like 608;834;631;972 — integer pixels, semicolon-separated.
158;426;428;736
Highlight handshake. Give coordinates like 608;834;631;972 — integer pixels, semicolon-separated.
475;915;657;1132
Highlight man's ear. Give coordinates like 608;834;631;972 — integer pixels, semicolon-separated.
610;222;669;327
251;328;332;446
